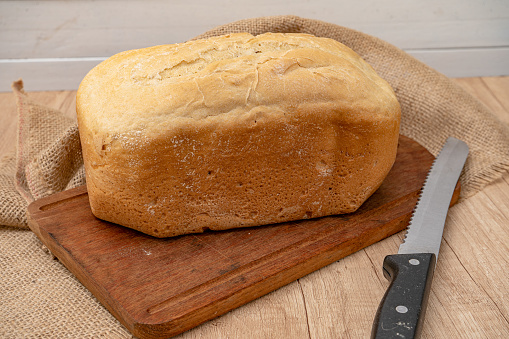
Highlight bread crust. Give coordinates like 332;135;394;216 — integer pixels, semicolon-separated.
77;32;401;237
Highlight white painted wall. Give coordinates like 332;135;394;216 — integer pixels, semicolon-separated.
1;0;508;91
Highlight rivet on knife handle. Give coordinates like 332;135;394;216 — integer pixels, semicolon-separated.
371;137;469;339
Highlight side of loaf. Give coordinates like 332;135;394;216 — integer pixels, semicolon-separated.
76;32;401;238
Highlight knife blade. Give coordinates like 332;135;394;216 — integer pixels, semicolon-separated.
371;137;469;339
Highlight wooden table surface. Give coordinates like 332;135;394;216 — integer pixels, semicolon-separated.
1;77;508;338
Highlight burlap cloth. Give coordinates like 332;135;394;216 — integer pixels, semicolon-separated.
1;16;508;337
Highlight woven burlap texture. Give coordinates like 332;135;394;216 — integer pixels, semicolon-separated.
0;81;86;229
1;16;508;338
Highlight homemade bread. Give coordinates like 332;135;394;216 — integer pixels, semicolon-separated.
76;32;401;238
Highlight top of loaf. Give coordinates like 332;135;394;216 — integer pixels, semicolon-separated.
77;32;399;136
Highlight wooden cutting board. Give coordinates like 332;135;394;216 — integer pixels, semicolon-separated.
27;135;460;339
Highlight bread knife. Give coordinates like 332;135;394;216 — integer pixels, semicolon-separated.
371;137;469;339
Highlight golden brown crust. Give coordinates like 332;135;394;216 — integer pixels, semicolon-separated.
77;32;401;237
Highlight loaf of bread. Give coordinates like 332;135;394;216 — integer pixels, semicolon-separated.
76;32;401;238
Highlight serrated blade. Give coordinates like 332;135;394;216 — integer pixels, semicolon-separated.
398;137;469;259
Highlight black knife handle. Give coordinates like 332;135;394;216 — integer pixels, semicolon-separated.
371;253;436;339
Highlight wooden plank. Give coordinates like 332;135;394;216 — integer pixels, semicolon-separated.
298;249;388;338
2;0;508;59
407;47;509;78
175;282;310;338
453;77;509;123
448;180;509;321
482;77;509;117
0;91;18;156
0;59;104;92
